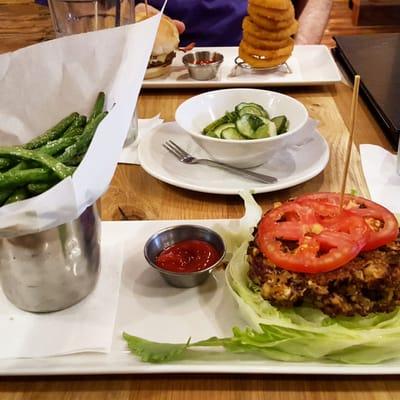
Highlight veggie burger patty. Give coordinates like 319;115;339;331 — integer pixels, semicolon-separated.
248;230;400;317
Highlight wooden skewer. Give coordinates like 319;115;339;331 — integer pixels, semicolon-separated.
144;0;149;17
339;75;361;211
94;0;98;30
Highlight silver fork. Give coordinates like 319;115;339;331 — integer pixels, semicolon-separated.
163;140;277;184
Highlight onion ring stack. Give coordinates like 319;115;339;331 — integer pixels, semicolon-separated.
239;0;298;68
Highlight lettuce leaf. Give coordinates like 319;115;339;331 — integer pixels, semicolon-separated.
123;333;191;363
225;240;400;363
212;190;262;262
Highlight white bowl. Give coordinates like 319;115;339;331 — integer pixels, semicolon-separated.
175;88;309;168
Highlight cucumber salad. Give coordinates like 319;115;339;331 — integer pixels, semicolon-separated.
202;102;289;140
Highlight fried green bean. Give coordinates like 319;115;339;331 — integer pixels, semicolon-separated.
63;115;87;138
4;188;29;204
0;168;58;191
27;182;54;195
2;127;83;174
0;113;86;171
0;147;74;179
23;112;79;150
0;189;13;205
58;111;107;164
8;160;30;172
63;154;84;167
0;124;83;195
0;93;106;205
0;158;12;171
0;115;85;170
39;130;83;156
88;92;105;124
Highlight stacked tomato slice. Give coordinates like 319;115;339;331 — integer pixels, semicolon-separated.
256;193;399;274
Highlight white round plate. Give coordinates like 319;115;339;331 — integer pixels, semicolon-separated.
138;121;330;195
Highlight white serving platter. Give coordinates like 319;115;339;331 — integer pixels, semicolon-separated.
2;220;400;376
142;45;342;89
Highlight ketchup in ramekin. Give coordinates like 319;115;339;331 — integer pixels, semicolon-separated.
144;224;225;288
194;59;216;65
155;239;220;273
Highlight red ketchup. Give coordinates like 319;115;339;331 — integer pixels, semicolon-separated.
155;240;220;273
195;60;215;65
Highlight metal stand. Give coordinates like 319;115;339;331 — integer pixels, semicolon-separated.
234;57;293;74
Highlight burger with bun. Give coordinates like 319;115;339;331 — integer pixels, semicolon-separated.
136;10;180;79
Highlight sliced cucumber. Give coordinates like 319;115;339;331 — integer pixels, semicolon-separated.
235;114;264;138
221;127;245;140
202;113;238;136
253;125;270;139
235;117;253;138
235;102;269;119
254;120;277;139
235;102;253;112
237;106;264;118
268;120;278;136
202;115;229;135
258;116;271;125
213;122;236;138
205;130;219;138
202;102;286;140
271;115;289;134
225;111;238;122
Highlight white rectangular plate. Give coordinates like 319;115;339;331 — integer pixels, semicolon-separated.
142;45;342;89
2;220;400;376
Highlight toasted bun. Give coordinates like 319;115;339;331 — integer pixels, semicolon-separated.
136;11;179;56
144;64;172;79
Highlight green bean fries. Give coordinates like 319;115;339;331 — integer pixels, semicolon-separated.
0;92;107;206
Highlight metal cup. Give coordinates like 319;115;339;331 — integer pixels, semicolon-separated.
182;51;224;81
0;205;101;313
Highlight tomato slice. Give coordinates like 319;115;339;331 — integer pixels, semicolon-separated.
321;213;369;249
289;197;369;249
256;201;362;274
295;193;399;251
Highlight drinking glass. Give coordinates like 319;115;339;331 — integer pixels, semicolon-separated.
48;0;138;146
48;0;136;37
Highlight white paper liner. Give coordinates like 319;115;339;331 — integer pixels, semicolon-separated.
0;9;164;237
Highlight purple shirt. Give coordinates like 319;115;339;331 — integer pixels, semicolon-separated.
139;0;247;46
38;0;297;47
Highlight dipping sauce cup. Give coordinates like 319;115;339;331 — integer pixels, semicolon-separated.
182;51;224;81
144;225;225;288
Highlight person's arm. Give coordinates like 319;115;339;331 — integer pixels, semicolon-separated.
294;0;333;45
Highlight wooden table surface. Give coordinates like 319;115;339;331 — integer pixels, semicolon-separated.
1;2;399;400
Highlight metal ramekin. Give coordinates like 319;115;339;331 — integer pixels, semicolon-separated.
182;51;224;81
144;224;225;288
